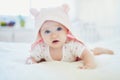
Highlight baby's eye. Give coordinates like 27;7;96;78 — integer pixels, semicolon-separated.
45;30;50;34
57;27;62;31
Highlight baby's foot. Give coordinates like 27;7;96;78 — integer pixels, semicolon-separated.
92;47;114;55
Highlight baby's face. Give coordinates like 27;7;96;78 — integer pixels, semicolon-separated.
40;21;68;48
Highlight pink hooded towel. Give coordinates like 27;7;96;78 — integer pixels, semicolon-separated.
30;4;85;50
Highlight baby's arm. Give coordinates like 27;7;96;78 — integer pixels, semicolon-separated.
26;44;45;64
80;48;96;69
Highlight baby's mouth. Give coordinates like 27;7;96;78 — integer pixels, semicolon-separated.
52;40;59;43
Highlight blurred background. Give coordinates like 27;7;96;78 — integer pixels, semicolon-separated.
0;0;120;43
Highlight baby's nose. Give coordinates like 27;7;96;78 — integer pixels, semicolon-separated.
51;32;58;38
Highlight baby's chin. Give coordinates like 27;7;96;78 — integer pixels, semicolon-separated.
50;43;64;48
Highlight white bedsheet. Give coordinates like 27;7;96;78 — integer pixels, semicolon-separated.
0;39;120;80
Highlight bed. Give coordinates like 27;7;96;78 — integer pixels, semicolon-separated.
0;20;120;80
0;37;120;80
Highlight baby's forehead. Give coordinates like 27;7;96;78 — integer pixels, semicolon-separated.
41;20;66;30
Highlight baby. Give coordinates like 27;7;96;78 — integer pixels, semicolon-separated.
26;4;113;69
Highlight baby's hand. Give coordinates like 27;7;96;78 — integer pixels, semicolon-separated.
79;64;96;69
26;57;37;64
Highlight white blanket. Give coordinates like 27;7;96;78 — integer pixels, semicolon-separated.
0;39;120;80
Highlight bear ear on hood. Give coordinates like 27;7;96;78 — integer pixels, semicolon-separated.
61;4;70;14
30;8;39;17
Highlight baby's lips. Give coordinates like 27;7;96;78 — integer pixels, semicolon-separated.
52;40;59;43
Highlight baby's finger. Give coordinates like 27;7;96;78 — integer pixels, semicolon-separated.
79;66;88;69
26;59;34;64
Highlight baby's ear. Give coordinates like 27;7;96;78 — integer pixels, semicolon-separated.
61;4;70;13
30;8;39;17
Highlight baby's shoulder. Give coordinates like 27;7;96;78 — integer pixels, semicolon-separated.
64;40;85;53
